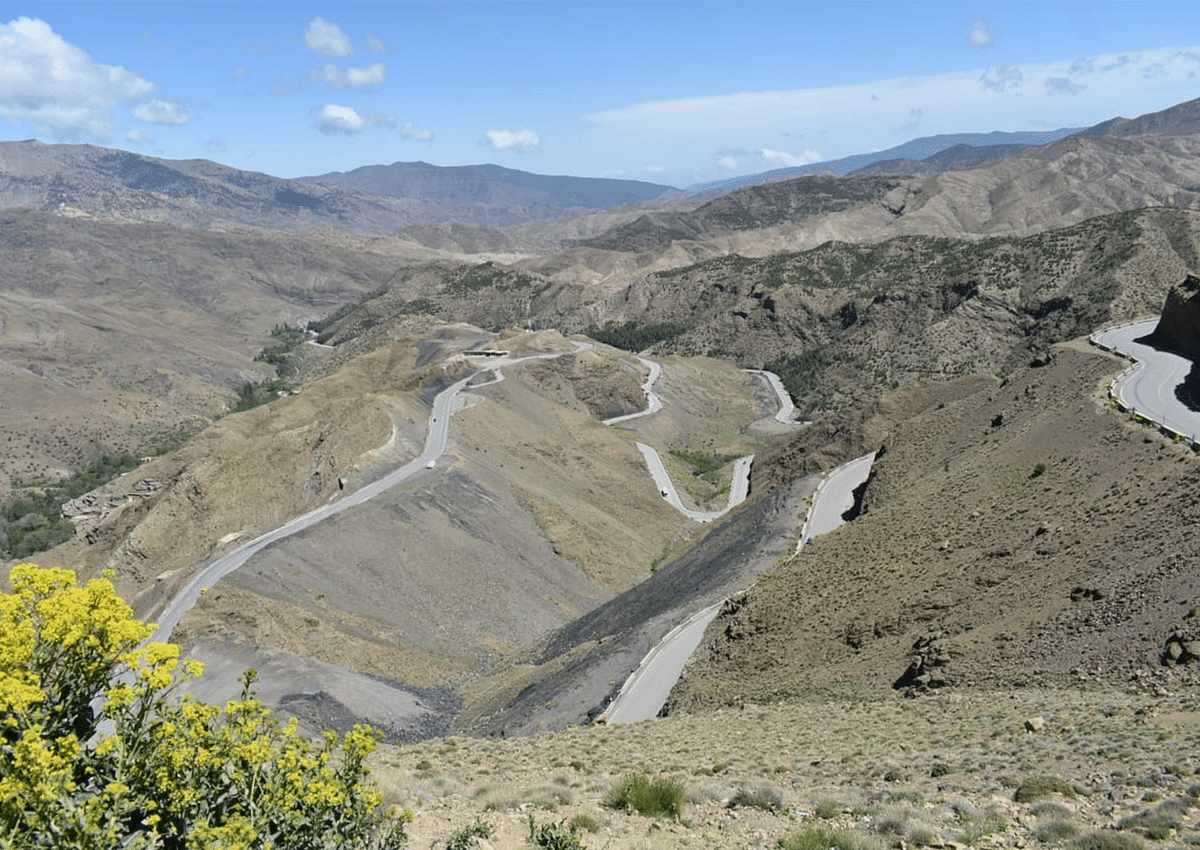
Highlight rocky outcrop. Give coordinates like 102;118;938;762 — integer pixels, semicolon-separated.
61;478;164;544
1161;624;1200;666
893;632;954;694
1144;275;1200;361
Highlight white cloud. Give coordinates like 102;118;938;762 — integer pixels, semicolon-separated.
760;147;823;167
485;128;540;153
1045;77;1086;96
643;164;667;174
316;104;366;134
0;16;155;140
314;103;395;135
366;33;392;54
306;17;352;56
126;128;154;145
232;66;248;81
308;63;386;89
132;97;189;125
401;122;434;141
979;64;1024;93
969;19;996;48
582;46;1200;183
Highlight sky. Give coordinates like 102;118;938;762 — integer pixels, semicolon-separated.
2;1;1199;189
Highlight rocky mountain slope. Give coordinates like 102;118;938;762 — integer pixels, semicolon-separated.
668;339;1200;711
300;160;673;213
7;97;1200;764
0;141;675;234
0;208;442;494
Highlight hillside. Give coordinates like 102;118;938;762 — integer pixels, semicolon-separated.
6;96;1200;762
669;340;1200;710
0;209;456;495
300;160;673;211
0;141;674;234
305;208;1200;421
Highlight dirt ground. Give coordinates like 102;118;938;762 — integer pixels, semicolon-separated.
370;687;1200;849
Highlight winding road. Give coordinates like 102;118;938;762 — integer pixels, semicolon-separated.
745;368;805;425
602;356;664;425
1092;320;1200;442
155;342;589;642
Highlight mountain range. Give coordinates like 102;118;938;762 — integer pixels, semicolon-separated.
4;94;1200;846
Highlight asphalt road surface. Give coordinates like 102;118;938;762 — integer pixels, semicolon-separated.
603;451;876;725
603;356;664;425
1093;320;1200;441
745;369;805;425
635;442;753;523
154;343;588;642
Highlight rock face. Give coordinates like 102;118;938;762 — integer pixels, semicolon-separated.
1161;625;1200;666
1145;275;1200;361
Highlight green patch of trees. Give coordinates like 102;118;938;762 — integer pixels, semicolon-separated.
583;321;687;352
1;453;141;560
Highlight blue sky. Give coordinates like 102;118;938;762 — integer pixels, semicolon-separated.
2;1;1199;188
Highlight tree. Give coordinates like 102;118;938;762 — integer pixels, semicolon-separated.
0;564;408;849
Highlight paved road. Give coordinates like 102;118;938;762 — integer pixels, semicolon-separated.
154;343;588;642
603;450;876;725
601;601;723;725
603;356;664;425
1093;320;1200;441
797;452;877;552
635;442;753;523
745;369;805;424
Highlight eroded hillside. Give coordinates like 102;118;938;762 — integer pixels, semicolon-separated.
668;342;1200;712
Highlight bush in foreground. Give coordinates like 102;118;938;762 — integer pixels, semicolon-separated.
0;563;408;849
602;773;685;819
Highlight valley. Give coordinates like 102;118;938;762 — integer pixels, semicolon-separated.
4;94;1200;849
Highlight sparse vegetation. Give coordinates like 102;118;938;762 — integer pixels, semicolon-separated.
1070;832;1147;850
526;814;585;850
1015;775;1077;803
728;781;785;813
602;774;686;819
445;819;492;850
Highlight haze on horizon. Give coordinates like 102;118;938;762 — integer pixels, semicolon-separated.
2;0;1199;188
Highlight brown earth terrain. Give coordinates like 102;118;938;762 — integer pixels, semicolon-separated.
7;102;1200;848
669;341;1200;709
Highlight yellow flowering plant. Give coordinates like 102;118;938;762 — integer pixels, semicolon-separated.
0;564;408;849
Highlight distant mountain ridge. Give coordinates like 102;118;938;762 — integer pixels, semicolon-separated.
683;128;1082;196
299;160;674;209
0;141;675;233
685;95;1200;196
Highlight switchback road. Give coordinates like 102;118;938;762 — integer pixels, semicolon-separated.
155;343;589;642
1092;320;1200;442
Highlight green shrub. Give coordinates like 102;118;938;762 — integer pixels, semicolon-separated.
1070;832;1147;850
1036;819;1080;843
1;452;143;559
602;773;685;819
1031;801;1074;818
526;814;585;849
1014;775;1077;803
728;781;785;812
567;813;600;833
446;819;492;850
0;564;408;849
814;797;842;819
779;827;872;850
